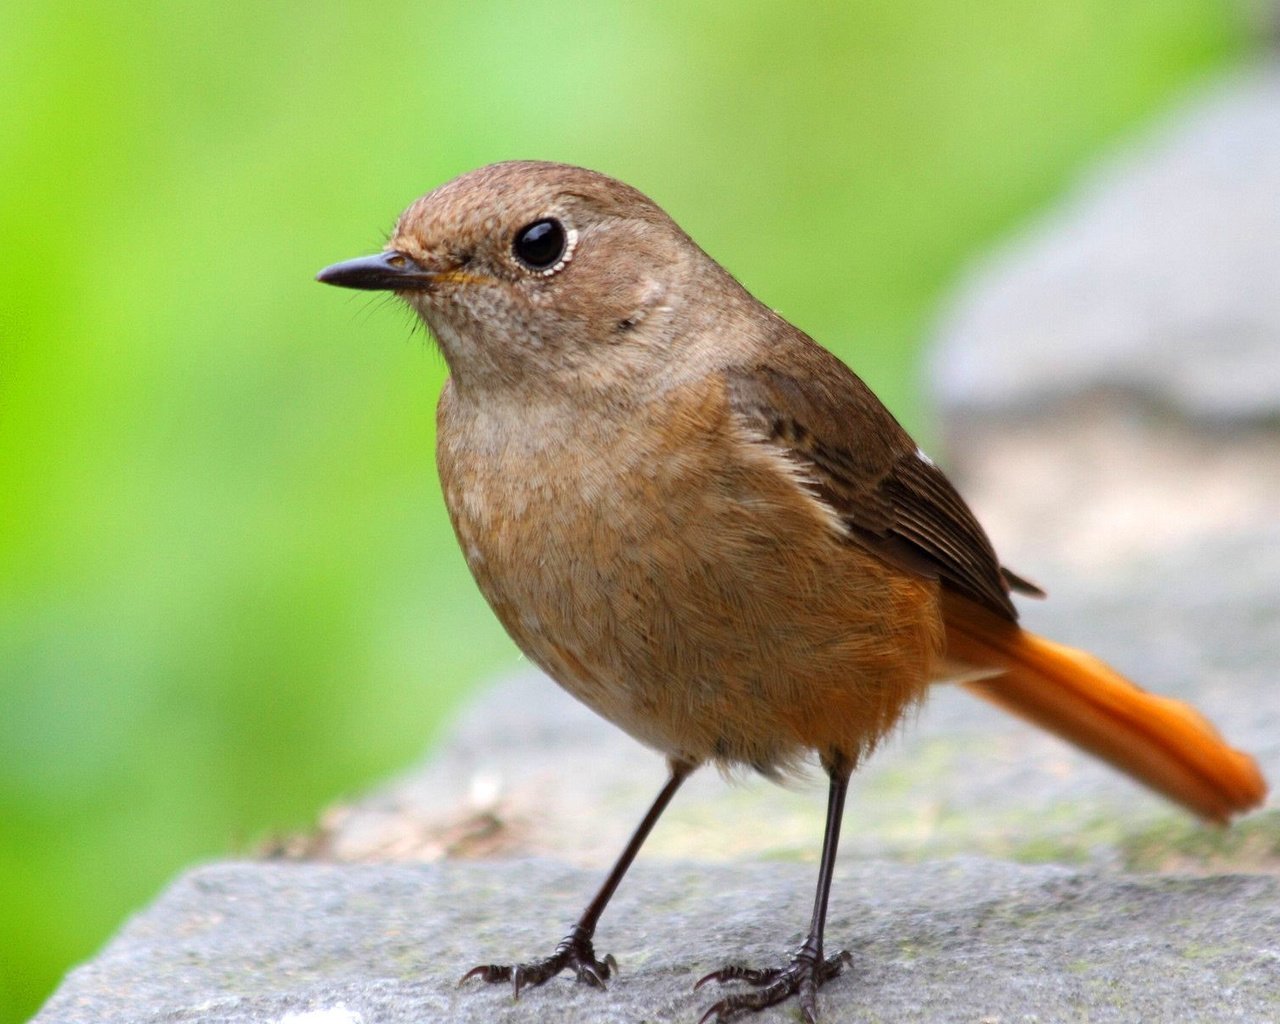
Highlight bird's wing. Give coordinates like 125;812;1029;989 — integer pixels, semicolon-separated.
723;340;1041;622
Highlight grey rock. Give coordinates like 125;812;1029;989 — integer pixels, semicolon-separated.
928;406;1280;585
931;63;1280;424
33;859;1280;1024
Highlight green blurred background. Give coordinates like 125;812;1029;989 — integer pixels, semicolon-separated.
0;1;1259;1019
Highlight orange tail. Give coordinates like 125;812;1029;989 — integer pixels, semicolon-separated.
942;593;1266;823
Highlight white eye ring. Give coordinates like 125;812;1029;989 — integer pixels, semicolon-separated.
511;218;577;276
538;226;577;276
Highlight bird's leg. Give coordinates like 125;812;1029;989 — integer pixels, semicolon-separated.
696;756;853;1024
461;759;694;996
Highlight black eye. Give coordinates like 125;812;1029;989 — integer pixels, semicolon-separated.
513;218;567;270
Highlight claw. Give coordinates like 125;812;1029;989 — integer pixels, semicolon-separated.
458;963;510;986
575;958;608;989
697;1000;725;1024
694;948;851;1023
695;964;780;989
460;929;616;1000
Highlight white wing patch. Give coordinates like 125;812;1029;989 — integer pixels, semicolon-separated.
731;414;850;541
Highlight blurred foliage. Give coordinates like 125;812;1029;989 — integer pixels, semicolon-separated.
0;1;1252;1019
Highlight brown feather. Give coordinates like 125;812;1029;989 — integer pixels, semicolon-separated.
437;371;941;775
724;330;1029;621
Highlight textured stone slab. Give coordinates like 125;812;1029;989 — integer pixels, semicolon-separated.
33;859;1280;1024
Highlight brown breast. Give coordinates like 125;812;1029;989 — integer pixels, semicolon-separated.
435;373;943;774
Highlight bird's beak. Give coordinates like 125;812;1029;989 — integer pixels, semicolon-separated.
315;251;438;291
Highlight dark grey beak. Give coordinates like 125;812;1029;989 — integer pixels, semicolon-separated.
315;251;436;291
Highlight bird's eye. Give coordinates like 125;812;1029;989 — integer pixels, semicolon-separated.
512;218;567;271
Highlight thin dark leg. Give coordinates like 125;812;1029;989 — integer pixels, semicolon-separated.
462;758;695;996
805;758;851;969
573;758;694;939
696;758;854;1024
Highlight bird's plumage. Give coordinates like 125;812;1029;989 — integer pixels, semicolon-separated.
317;160;1265;1024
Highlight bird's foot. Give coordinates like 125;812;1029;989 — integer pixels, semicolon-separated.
695;946;851;1024
460;925;616;997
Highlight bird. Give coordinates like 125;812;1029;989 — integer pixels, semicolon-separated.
316;160;1266;1024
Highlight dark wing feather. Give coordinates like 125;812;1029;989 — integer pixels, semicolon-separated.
724;344;1041;622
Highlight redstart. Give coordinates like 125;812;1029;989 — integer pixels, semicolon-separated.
318;161;1265;1023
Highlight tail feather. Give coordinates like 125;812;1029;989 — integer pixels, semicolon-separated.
943;593;1266;823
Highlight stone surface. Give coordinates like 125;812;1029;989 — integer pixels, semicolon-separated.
931;406;1280;584
33;859;1280;1024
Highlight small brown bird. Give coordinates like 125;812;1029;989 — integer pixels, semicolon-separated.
317;161;1266;1023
